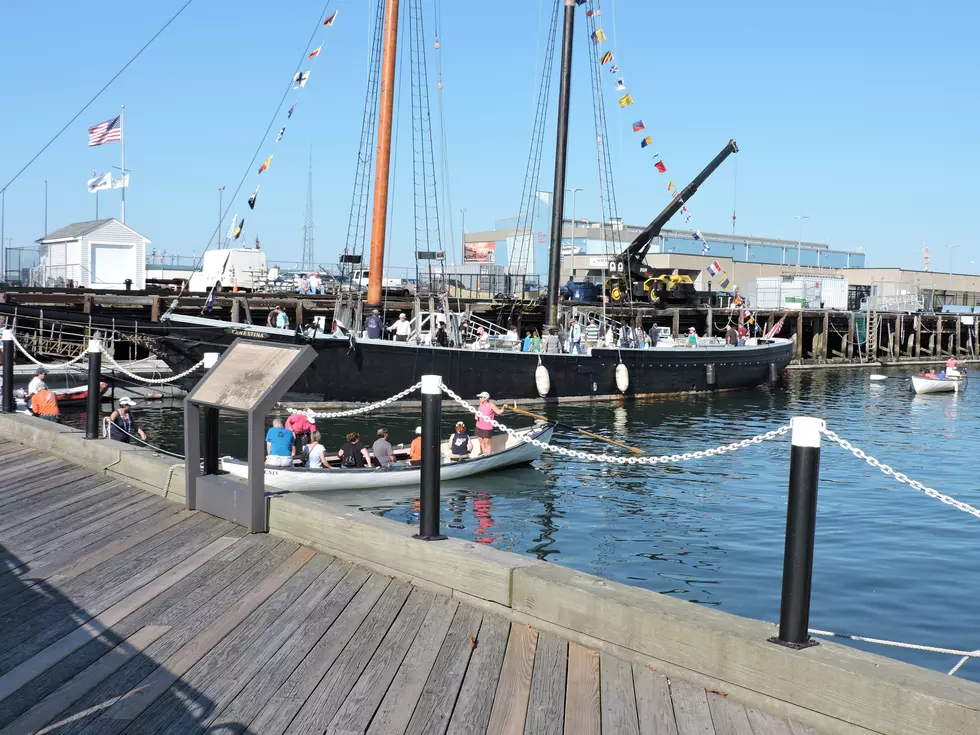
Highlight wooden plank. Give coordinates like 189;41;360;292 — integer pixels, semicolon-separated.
632;664;677;735
0;464;95;508
600;654;640;735
444;615;511;735
705;693;753;735
485;624;539;735
403;605;483;735
362;595;459;735
563;644;600;735
206;565;373;731
89;547;317;728
244;572;391;735
523;632;566;735
0;625;170;735
286;582;415;734
669;680;715;735
0;470;107;524
787;721;820;735
327;588;435;735
743;707;793;735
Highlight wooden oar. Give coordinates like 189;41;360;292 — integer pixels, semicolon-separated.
505;404;644;455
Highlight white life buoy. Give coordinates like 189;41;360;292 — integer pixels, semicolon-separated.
615;362;629;393
535;363;551;397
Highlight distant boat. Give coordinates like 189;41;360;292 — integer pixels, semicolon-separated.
15;381;109;409
910;373;967;395
220;423;554;493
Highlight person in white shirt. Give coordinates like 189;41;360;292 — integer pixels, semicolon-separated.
28;368;47;398
267;264;281;287
308;272;322;295
306;431;331;469
504;327;519;343
388;313;412;342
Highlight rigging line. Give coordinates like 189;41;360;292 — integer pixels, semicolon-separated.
195;0;336;273
1;0;197;193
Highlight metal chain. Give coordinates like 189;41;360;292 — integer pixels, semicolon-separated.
285;382;423;420
10;335;88;369
102;353;205;384
440;383;790;465
821;428;980;520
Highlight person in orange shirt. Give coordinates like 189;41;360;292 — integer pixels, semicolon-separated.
30;387;60;422
410;426;423;466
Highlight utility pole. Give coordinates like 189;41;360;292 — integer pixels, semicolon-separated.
93;171;100;220
218;186;225;248
793;215;809;271
460;208;466;261
302;146;315;272
947;244;959;302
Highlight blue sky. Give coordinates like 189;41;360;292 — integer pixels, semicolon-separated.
0;0;977;272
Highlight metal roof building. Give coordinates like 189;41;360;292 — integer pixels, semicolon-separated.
37;218;149;290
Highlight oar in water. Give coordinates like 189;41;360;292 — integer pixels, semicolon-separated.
870;374;889;381
505;404;644;455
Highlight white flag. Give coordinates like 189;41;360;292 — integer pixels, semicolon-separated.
293;71;310;88
225;214;238;242
87;172;111;193
111;174;129;189
615;78;626;91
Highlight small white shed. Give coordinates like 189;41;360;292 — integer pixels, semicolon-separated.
37;219;149;290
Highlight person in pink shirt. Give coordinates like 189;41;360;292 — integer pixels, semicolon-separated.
285;409;317;451
474;391;502;456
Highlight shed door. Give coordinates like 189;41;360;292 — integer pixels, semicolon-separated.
90;243;135;289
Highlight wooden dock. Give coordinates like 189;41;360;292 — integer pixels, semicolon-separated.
0;440;819;734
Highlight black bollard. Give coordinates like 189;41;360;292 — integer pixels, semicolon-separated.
772;417;823;649
202;407;220;474
2;329;13;414
85;339;102;439
414;374;446;541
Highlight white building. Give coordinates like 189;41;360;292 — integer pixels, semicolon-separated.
37;219;149;290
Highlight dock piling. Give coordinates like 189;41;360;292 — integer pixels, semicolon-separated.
773;416;823;649
85;339;102;439
415;374;446;541
1;329;12;414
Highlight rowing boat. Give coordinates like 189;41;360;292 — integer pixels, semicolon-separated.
910;374;967;395
219;422;555;492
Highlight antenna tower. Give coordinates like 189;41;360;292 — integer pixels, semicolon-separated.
302;146;315;271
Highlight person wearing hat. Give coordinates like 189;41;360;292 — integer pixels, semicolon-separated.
285;409;316;452
409;426;423;466
448;421;472;461
388;313;412;342
108;397;146;443
475;392;501;456
686;326;698;347
364;309;383;340
27;367;47;402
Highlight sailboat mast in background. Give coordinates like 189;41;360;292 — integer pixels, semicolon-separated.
367;0;401;308
546;0;577;327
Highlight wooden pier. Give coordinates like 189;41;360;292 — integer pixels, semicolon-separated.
0;440;818;734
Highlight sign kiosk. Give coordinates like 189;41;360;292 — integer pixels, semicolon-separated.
184;339;316;532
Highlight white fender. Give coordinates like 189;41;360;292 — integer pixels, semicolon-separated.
615;362;629;393
535;363;551;397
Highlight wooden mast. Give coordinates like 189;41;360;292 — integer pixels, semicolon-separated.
367;0;401;307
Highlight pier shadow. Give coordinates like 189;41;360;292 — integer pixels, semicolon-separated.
0;543;253;734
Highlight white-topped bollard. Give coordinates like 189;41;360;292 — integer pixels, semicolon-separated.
86;339;102;439
772;416;825;649
415;374;446;541
1;329;13;414
203;352;220;369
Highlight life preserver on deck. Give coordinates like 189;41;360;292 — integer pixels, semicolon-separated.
535;362;551;397
615;363;629;393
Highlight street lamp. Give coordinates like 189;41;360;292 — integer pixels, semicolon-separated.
565;188;583;282
946;244;959;297
218;186;225;248
793;215;809;270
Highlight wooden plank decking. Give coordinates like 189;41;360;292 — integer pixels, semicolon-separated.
0;440;821;734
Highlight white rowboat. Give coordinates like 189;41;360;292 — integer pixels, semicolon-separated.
910;375;967;395
220;423;555;492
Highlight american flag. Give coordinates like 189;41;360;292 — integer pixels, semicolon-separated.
88;116;121;147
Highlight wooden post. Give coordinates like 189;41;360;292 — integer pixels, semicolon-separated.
915;316;922;358
295;299;304;328
795;310;804;361
936;316;942;356
846;313;854;361
821;312;829;362
150;295;161;323
83;294;94;314
706;307;713;338
672;309;680;337
955;316;962;356
231;298;241;324
886;321;894;361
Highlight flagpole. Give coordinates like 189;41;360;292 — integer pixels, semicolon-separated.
93;171;99;220
120;105;125;224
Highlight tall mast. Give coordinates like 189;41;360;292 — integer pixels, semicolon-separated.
367;0;401;307
546;0;576;327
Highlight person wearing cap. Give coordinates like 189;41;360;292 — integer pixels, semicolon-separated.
372;428;396;467
410;426;423;466
27;367;47;401
285;409;316;452
364;309;383;340
475;392;501;456
686;326;698;347
448;421;472;461
388;313;412;342
109;397;146;443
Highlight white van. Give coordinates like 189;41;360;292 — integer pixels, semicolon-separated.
188;249;268;293
346;270;415;296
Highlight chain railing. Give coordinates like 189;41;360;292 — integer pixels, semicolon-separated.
821;428;980;520
101;353;205;385
283;382;423;420
11;334;88;369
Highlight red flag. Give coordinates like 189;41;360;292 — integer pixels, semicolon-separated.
655;161;667;173
323;9;338;26
308;45;322;60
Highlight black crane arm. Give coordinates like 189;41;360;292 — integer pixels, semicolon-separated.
619;138;739;271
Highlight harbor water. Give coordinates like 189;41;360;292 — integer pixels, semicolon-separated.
62;368;980;681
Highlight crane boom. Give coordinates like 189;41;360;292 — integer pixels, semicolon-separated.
617;138;738;272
